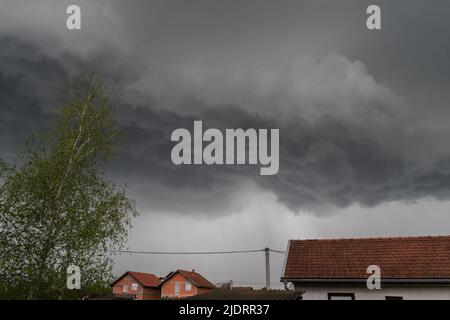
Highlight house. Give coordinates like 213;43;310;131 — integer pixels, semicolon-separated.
161;269;215;298
281;235;450;300
112;271;162;300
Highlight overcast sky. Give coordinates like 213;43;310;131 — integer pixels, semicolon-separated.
1;0;450;288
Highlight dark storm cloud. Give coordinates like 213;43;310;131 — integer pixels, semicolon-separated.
110;100;450;214
0;70;48;160
1;1;450;215
0;38;59;160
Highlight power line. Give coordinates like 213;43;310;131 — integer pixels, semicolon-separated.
110;248;285;255
268;249;286;255
213;279;282;285
111;248;286;290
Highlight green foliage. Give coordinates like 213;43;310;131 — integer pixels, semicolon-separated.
0;72;138;299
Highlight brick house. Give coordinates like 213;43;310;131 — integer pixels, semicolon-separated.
161;269;215;299
112;271;162;300
281;235;450;300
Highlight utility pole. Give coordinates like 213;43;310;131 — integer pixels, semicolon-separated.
264;247;271;290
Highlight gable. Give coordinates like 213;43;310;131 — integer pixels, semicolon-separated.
161;270;215;289
112;271;161;288
162;272;192;286
112;274;142;289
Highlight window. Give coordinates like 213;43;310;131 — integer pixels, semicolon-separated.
131;283;138;291
123;285;128;293
328;293;355;300
385;296;403;300
185;281;192;292
175;283;180;296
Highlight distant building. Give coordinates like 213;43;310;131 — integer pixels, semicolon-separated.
281;235;450;300
112;271;161;300
216;280;233;289
161;269;215;299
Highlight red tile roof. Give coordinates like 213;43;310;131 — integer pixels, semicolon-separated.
129;271;162;287
180;270;215;288
282;236;450;281
113;271;161;288
162;270;215;288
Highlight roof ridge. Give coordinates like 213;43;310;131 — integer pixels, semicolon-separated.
129;271;157;275
179;269;197;274
160;269;214;288
290;235;450;242
178;270;200;287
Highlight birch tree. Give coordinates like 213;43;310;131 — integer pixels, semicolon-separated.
0;72;138;299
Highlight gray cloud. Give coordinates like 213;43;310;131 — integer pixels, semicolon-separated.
110;100;450;214
1;1;450;217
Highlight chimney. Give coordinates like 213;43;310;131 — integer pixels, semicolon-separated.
192;269;195;273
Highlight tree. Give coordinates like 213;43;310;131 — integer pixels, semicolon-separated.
0;72;138;299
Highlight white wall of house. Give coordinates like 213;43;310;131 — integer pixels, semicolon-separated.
295;284;450;300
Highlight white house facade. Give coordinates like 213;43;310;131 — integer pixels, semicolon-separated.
281;236;450;300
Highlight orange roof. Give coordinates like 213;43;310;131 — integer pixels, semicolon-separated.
282;235;450;281
113;271;161;288
162;270;215;288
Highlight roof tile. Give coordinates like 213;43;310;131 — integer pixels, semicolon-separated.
127;271;161;288
282;235;450;280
